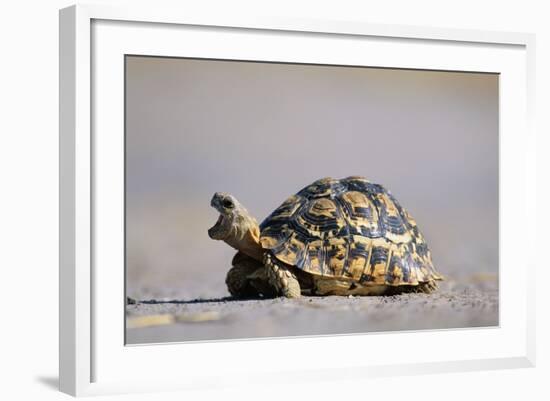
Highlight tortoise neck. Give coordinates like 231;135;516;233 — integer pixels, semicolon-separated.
224;223;264;262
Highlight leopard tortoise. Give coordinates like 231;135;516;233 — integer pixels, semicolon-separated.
208;176;442;298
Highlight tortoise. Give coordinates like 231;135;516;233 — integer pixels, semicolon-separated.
208;176;442;298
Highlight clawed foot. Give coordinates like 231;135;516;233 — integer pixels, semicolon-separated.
226;252;277;298
226;264;260;298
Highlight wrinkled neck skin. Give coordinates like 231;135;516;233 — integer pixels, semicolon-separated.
224;214;263;262
208;192;264;262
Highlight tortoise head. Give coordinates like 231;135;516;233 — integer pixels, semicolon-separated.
208;192;263;261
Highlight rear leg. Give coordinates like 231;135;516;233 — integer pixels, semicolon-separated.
384;280;439;295
416;280;438;293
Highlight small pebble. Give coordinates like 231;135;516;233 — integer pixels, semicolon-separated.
127;314;174;329
175;311;222;323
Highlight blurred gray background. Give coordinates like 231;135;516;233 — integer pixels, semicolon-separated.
125;55;498;308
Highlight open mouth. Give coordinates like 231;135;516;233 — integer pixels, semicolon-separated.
208;213;229;240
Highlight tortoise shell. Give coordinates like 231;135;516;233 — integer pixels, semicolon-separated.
259;176;442;286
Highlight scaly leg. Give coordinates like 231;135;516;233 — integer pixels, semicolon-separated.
226;252;277;298
264;254;301;298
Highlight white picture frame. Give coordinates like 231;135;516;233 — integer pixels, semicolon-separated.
59;4;536;397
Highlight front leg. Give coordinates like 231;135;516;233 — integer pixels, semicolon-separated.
226;252;277;298
264;254;301;298
226;252;263;298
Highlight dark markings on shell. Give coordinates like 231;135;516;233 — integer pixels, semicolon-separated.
259;176;441;285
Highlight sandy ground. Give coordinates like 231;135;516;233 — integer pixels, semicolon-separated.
126;273;498;344
124;58;498;345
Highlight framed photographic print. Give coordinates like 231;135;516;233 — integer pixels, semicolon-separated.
59;4;536;397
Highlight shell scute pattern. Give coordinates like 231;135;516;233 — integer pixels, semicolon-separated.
339;190;381;237
259;177;440;286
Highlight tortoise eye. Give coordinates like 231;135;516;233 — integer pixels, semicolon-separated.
222;199;234;209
